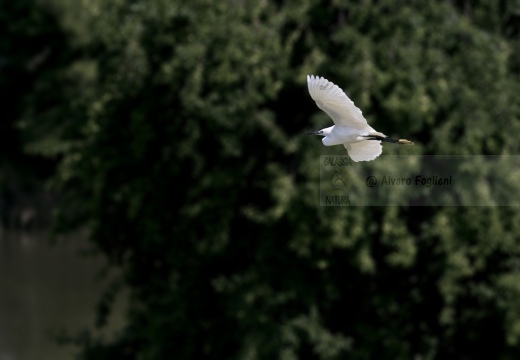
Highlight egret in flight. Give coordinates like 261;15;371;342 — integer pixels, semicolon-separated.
306;75;413;162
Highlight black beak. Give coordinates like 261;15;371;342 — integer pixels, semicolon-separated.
306;131;319;135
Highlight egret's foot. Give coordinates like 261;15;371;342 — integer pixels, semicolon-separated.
363;135;414;145
397;139;414;145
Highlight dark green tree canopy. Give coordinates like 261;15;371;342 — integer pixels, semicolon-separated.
5;0;520;359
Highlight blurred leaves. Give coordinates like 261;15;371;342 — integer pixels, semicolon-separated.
4;0;520;359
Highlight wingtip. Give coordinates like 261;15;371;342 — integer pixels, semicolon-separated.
307;74;315;82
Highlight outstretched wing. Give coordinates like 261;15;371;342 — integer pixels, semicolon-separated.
344;141;382;162
307;75;369;130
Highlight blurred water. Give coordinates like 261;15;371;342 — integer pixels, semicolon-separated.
0;228;126;360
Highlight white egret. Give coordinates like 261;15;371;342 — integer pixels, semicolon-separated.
306;75;413;162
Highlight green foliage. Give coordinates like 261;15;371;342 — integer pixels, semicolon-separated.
7;0;520;358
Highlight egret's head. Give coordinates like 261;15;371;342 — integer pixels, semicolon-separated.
306;126;333;136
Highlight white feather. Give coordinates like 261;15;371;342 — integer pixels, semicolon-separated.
344;141;382;162
307;75;369;130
